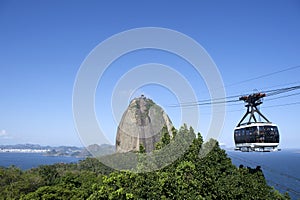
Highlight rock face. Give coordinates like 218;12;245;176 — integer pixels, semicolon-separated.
116;95;173;153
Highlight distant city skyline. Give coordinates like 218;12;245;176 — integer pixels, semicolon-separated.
1;0;300;148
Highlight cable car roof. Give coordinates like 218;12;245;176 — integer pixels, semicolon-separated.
235;122;278;130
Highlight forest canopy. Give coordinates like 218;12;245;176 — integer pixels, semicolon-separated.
0;124;290;200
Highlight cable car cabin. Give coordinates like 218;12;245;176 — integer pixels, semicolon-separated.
234;92;280;152
234;123;279;152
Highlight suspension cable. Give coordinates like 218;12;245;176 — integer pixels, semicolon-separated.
167;85;300;108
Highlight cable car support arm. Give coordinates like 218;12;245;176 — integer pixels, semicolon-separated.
237;93;270;127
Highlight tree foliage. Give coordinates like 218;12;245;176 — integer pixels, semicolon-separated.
0;125;290;200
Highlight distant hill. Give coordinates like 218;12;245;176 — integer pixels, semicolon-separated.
80;144;115;157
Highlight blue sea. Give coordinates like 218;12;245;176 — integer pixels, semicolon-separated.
0;150;299;199
226;149;300;200
0;153;81;170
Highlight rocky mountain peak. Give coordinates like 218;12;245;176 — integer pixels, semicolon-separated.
116;95;173;153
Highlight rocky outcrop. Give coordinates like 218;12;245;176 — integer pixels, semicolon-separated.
116;95;173;153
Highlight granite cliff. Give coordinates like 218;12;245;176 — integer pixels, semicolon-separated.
116;95;173;153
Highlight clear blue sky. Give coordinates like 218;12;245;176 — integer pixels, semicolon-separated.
1;0;300;148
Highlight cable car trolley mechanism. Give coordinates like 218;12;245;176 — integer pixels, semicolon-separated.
234;92;280;152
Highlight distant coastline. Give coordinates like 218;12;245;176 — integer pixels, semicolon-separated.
0;148;49;153
0;143;115;157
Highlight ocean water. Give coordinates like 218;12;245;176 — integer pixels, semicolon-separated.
226;149;300;200
0;153;81;170
0;150;299;199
